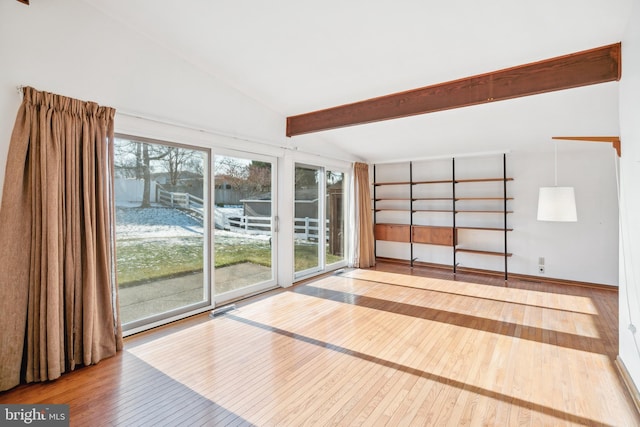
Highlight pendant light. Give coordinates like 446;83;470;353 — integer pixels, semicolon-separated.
537;140;577;222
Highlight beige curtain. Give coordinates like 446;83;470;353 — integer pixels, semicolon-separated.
0;87;122;392
354;162;375;268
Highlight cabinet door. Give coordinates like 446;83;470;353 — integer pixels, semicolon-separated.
375;224;411;242
412;226;454;246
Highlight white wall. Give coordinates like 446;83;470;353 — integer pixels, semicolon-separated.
510;146;619;285
0;0;621;288
0;0;357;204
0;0;266;199
619;0;640;395
0;0;358;297
374;147;619;285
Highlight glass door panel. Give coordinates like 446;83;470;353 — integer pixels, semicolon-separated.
326;170;345;266
214;154;276;302
114;136;210;330
294;164;322;277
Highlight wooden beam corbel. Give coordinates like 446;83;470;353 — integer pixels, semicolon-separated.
287;43;621;137
552;136;621;157
16;0;29;5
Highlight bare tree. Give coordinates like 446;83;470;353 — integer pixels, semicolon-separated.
140;143;152;207
114;138;205;207
214;157;272;199
113;140;142;179
135;142;143;179
215;157;248;191
162;146;202;186
247;161;271;196
295;166;319;189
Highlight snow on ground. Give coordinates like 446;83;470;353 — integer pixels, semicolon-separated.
116;206;203;239
116;205;270;244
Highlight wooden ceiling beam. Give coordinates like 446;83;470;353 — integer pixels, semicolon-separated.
16;0;29;5
286;43;621;137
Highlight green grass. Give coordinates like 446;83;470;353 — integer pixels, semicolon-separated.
295;242;343;271
116;237;204;285
214;241;272;268
116;237;343;286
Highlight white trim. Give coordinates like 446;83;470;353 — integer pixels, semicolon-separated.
123;305;213;337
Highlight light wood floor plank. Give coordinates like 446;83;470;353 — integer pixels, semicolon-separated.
1;262;638;426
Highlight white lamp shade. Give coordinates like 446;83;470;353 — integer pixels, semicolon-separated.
537;187;577;222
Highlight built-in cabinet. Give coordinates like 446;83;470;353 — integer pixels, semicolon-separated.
373;154;513;279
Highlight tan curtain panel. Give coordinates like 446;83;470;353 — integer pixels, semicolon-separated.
0;87;122;392
354;162;375;268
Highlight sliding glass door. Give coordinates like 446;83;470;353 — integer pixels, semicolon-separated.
325;169;346;266
294;165;322;276
294;164;346;279
114;135;211;331
214;152;277;302
113;137;345;330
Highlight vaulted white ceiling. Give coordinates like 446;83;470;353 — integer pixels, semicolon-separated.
81;0;632;162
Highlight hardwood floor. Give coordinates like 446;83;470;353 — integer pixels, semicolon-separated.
1;262;638;426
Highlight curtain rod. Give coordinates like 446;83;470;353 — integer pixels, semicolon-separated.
15;85;360;165
116;108;289;151
15;85;287;150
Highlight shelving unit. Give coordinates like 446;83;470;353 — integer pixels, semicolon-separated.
373;154;513;279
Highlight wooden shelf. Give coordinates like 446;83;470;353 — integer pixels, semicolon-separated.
455;248;513;257
456;226;514;231
373;155;512;279
412;179;453;185
374;181;411;186
455;210;514;214
455;197;513;201
455;177;514;183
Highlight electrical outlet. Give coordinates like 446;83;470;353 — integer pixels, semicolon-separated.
538;256;545;274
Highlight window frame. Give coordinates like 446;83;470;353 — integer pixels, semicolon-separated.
292;159;350;282
114;133;214;336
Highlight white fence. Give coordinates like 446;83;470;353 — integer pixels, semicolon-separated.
294;217;322;240
157;189;204;219
114;178;157;204
216;209;326;241
157;189;203;208
226;215;273;235
152;189;326;241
